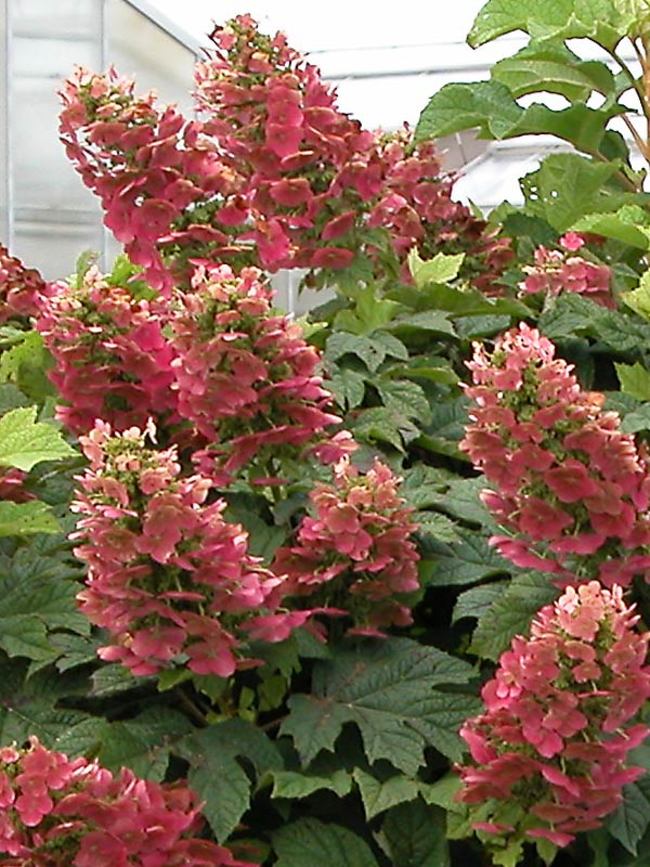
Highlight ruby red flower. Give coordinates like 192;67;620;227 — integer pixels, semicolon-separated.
36;265;177;436
0;737;251;866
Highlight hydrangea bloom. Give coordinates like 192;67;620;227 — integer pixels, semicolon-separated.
271;456;420;634
519;232;613;307
457;582;650;857
0;737;251;866
70;420;287;676
170;263;344;479
37;265;177;435
0;244;47;323
60;18;512;293
59;67;246;293
460;323;650;586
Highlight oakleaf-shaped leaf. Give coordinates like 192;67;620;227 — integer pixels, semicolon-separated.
280;638;479;774
0;407;75;471
273;818;379;867
468;0;633;51
470;571;559;660
179;718;282;842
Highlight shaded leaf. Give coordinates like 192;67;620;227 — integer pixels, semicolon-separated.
353;768;420;819
280;638;479;774
381;799;450;867
273;818;379;867
419;530;509;587
271;769;353;800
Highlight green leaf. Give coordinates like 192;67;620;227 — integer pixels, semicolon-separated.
353;769;420;819
470;571;559;660
571;205;650;249
407;249;465;287
273;818;379;867
180;718;282;842
98;707;192;781
452;581;510;624
0;500;59;536
419;530;510;587
0;407;75;471
328;368;367;410
0;332;53;403
271;769;353;800
0;661;97;757
280;637;479;774
388;311;456;338
616;361;650;400
333;285;402;334
521;153;633;232
468;0;633;50
415;396;470;460
540;291;650;352
623;268;650;319
416;80;623;153
351;406;420;452
381;800;450;867
325;333;386;372
416;80;522;141
607;783;650;854
492;41;615;100
414;511;460;545
431;476;494;527
375;379;432;425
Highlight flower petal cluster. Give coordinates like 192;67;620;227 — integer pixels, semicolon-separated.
170;263;343;478
460;323;650;586
520;232;613;307
457;582;650;852
71;421;286;677
59;67;246;293
60;19;512;293
271;456;420;634
37;265;177;435
0;245;47;322
0;737;251;866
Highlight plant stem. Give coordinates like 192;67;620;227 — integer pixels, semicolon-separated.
176;686;209;726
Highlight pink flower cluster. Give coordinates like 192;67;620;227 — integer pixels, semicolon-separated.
59;17;512;292
170;263;343;479
460;323;650;586
71;420;292;677
520;232;613;307
0;737;250;866
59;67;246;294
457;582;650;851
0;245;47;323
271;457;420;634
37;266;176;436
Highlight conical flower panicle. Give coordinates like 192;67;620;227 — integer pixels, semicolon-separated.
170;263;345;480
71;420;286;677
457;581;650;852
461;323;650;586
271;456;421;635
0;737;252;866
37;266;177;436
59;67;247;293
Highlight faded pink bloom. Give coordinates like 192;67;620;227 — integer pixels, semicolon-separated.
457;582;650;855
71;421;292;677
271;456;420;634
461;323;650;587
